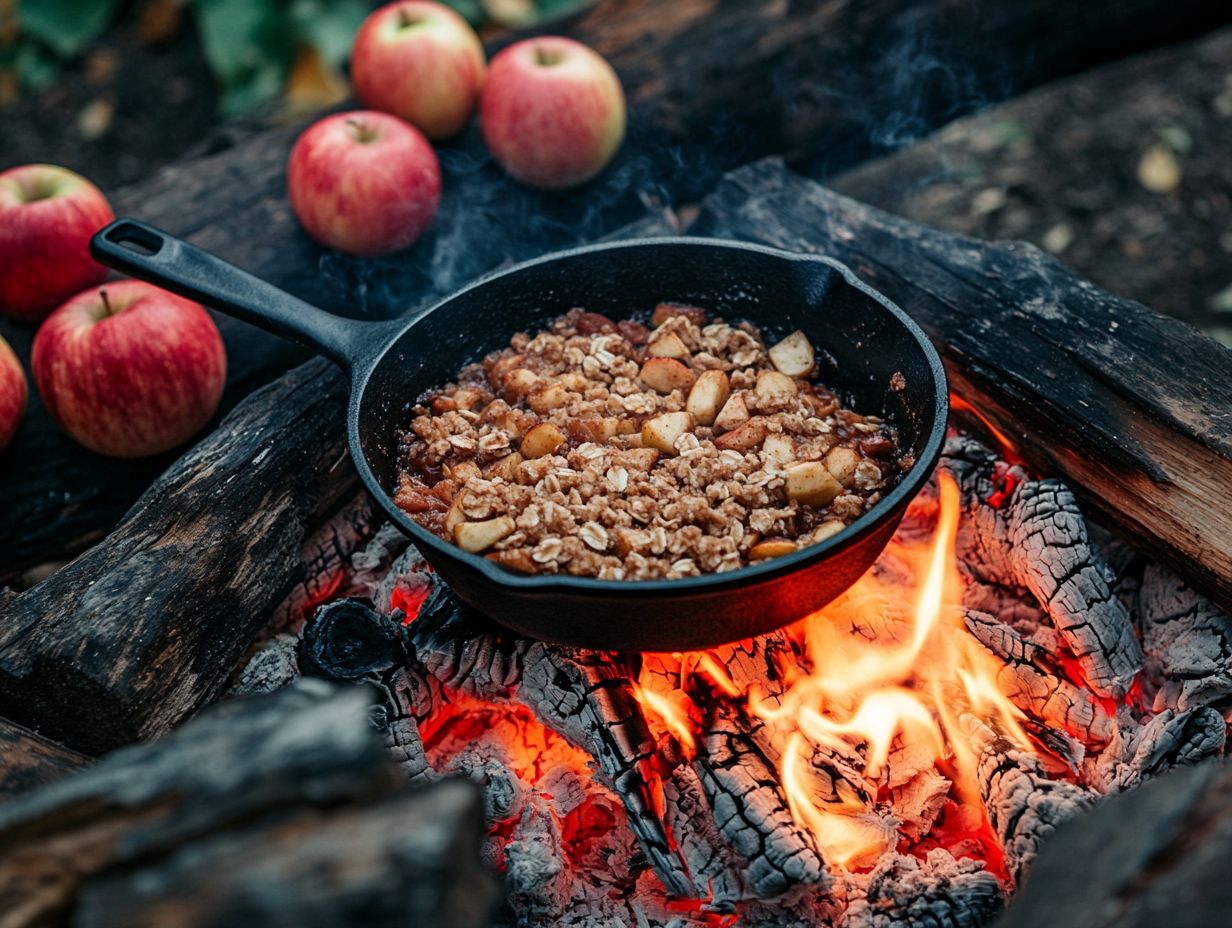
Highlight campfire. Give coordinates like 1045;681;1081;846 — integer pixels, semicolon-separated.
226;428;1225;927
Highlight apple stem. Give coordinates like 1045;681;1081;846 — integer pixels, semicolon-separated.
533;46;564;67
99;289;112;316
396;7;422;28
345;118;378;144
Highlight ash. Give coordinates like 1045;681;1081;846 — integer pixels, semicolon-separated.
238;434;1230;928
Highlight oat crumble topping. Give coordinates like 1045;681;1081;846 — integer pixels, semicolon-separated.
394;305;907;580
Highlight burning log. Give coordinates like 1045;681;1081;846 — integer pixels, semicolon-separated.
407;587;695;897
0;718;90;802
0;361;357;755
961;716;1096;885
843;850;1004;928
1137;562;1232;713
0;680;495;928
695;701;831;898
691;161;1232;617
1085;706;1225;794
297;598;406;681
963;610;1114;744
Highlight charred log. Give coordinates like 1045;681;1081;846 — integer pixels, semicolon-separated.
691;161;1232;617
0;718;90;802
0;681;420;927
297;598;406;681
964;609;1113;744
71;781;495;928
1086;706;1225;794
961;715;1096;885
843;850;1004;928
0;361;355;755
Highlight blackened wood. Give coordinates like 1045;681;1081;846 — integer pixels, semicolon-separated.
691;160;1232;616
72;781;495;928
0;361;356;754
0;681;405;927
0;718;89;802
298;598;406;681
998;760;1232;928
5;0;1231;579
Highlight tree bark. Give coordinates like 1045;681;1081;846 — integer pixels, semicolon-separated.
690;159;1232;616
3;0;1229;579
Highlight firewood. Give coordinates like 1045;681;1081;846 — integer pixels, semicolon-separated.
998;760;1230;928
1084;706;1225;795
692;160;1232;618
5;0;1229;580
844;851;1004;928
960;715;1096;885
297;598;406;681
0;681;494;928
71;781;493;928
0;718;89;802
0;360;356;755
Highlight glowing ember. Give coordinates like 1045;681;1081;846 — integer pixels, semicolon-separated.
635;471;1034;870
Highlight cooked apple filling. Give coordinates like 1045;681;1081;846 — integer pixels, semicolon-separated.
394;305;907;579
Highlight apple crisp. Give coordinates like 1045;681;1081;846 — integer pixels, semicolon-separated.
394;305;907;580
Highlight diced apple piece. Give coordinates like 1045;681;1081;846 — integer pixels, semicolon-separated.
713;393;751;432
714;416;769;451
455;516;516;553
785;461;843;507
577;417;621;442
768;329;815;378
652;302;707;327
647;332;690;359
617;447;660;470
444;491;468;535
811;520;847;543
559;372;588;392
686;370;731;426
446;460;482;484
640;357;696;394
755;369;798;398
825;446;859;487
641;411;695;455
484;451;523;480
489;353;525;380
504;368;542;397
616;418;639;435
528;380;570;413
520;422;566;459
749;538;797;561
761;433;794;466
452;387;484;410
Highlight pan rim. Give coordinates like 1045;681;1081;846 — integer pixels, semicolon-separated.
349;236;949;598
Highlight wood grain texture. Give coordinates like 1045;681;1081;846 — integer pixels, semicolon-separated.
0;360;355;754
4;0;1229;578
690;159;1232;615
0;718;90;802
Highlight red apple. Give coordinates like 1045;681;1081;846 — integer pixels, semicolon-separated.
0;334;26;454
32;280;227;458
287;110;442;257
351;0;486;141
480;37;626;190
0;164;115;324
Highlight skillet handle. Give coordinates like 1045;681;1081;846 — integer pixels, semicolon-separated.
91;218;381;371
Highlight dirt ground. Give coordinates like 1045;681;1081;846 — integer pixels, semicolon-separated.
3;15;1230;342
832;26;1232;342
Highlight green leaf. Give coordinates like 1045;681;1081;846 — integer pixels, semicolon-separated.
193;0;295;115
288;0;369;69
15;40;60;90
17;0;122;58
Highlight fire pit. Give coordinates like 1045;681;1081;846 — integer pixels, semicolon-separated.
222;429;1225;927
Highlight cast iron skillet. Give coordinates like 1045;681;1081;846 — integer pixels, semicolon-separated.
91;218;948;652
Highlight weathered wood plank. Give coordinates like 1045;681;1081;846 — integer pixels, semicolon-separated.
690;159;1232;614
0;718;90;802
